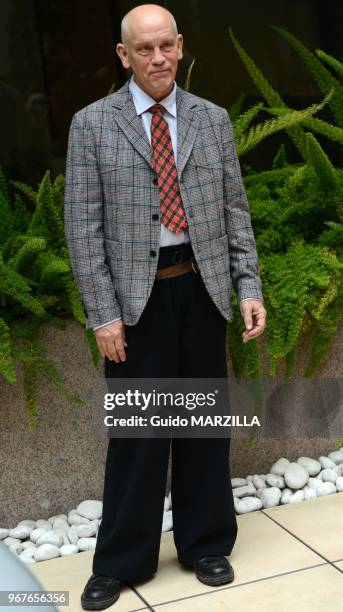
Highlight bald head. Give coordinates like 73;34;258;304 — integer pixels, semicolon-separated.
121;4;178;47
116;3;183;101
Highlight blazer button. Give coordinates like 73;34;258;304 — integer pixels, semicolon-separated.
150;249;157;257
153;177;158;185
152;213;159;221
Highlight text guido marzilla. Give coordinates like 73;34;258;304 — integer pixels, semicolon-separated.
103;415;261;427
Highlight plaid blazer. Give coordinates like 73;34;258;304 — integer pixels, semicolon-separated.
64;79;264;329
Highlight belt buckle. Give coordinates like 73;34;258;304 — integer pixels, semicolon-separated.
191;257;198;273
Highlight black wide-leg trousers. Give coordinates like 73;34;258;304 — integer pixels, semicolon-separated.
92;244;238;581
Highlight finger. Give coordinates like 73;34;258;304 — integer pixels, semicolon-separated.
96;338;107;359
114;337;127;362
105;338;122;362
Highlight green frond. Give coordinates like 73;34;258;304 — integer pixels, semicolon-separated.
300;116;343;146
272;26;343;127
84;328;100;366
27;170;65;249
228;92;247;121
64;276;86;325
12;237;46;275
0;266;46;318
10;180;38;206
0;165;9;205
23;361;39;431
183;58;195;92
236;93;329;157
306;132;338;191
316;49;343;78
0;317;16;383
39;255;71;293
228;27;307;158
272;144;287;169
234;102;264;141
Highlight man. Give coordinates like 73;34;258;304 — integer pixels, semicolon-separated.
64;4;266;609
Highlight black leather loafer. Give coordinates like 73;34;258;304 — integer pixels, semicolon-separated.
81;574;121;610
193;555;235;586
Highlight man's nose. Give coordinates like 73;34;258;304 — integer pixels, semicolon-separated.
151;48;165;62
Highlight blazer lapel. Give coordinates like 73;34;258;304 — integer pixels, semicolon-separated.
110;79;200;175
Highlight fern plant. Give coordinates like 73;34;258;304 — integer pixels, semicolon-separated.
0;167;100;430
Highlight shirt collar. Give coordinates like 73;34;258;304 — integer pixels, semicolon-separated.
129;74;177;118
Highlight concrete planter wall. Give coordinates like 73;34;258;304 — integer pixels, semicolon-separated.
0;317;342;525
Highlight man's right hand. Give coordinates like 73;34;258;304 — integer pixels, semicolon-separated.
94;320;127;363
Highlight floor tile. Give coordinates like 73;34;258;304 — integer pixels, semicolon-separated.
263;492;343;561
133;511;321;607
30;550;148;611
154;564;343;611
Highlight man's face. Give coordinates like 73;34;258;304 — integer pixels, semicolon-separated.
116;23;183;101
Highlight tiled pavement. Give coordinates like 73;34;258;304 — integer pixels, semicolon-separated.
30;492;343;611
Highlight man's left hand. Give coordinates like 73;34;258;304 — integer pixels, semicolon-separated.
240;299;266;343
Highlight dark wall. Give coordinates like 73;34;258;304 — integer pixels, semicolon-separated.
0;0;342;183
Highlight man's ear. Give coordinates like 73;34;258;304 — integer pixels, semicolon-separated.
177;34;183;61
116;43;131;69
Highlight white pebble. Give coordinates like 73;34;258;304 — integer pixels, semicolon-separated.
308;478;322;492
289;491;305;503
321;468;338;484
284;463;309;489
232;483;256;498
22;541;36;550
162;510;173;532
68;513;90;526
281;488;293;504
231;478;247;488
252;475;266;489
164;496;170;511
0;529;9;540
235;496;263;514
67;527;79;545
18;520;36;530
9;526;32;540
35;520;51;530
318;456;336;469
36;530;63;548
3;537;21;547
60;544;79;556
77;537;97;551
260;487;282;508
304;487;317;500
52;518;70;532
317;482;336;497
297;457;321;476
328;450;343;464
335;477;343;492
48;514;67;526
19;547;36;559
270;458;290;476
30;528;48;543
266;474;285;488
9;542;23;555
76;520;98;538
34;544;61;561
77;500;102;521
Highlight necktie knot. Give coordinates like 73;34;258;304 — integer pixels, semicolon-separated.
148;103;165;116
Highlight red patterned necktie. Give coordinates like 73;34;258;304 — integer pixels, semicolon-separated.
148;103;188;234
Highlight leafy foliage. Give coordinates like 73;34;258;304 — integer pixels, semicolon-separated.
226;28;343;383
0;167;99;429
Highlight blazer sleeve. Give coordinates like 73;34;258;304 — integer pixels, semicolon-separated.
64;111;122;329
220;109;264;305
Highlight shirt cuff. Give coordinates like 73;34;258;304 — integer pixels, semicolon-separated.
92;317;122;331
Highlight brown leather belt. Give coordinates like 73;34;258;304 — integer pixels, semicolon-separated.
156;257;199;280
